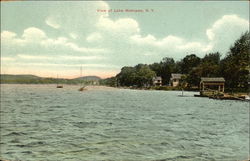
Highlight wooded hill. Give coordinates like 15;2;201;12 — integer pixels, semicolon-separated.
0;74;101;84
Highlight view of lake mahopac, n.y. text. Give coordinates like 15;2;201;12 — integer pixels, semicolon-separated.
0;1;249;161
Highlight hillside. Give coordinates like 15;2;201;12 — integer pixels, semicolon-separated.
0;74;101;84
73;76;101;81
0;74;42;80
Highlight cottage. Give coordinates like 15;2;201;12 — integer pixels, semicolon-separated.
153;76;162;86
200;77;225;95
170;73;183;87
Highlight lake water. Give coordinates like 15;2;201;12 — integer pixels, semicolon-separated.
0;84;249;161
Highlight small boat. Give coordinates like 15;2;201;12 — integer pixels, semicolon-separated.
56;75;63;88
78;86;86;91
78;66;85;91
57;85;63;88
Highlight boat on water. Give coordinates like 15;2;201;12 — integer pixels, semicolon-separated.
78;66;86;91
56;75;63;88
57;85;63;88
78;86;86;91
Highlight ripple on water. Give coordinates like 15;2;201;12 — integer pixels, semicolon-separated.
0;85;249;161
4;132;28;136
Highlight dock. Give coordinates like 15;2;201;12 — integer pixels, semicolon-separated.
194;93;249;101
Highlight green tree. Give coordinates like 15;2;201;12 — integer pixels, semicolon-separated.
180;54;201;74
220;31;250;91
202;52;220;65
135;64;156;87
100;77;117;87
116;66;136;86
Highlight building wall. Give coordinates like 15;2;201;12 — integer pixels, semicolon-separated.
172;80;179;87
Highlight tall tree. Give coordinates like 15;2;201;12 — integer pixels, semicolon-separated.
180;54;201;74
220;31;250;91
160;57;175;85
135;64;156;87
116;66;136;86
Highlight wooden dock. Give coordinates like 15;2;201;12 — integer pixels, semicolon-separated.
194;93;249;101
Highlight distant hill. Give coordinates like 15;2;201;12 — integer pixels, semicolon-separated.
0;74;101;84
0;74;42;81
73;76;101;81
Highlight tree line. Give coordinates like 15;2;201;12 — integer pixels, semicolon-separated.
100;31;250;92
0;77;98;85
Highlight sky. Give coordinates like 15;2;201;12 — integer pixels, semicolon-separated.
1;1;249;78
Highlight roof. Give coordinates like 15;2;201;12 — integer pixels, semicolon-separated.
153;76;162;81
171;73;183;79
201;77;225;82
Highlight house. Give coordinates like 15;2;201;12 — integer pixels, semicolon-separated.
170;73;183;87
200;77;225;95
153;76;162;86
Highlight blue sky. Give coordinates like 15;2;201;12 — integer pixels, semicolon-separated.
1;1;249;78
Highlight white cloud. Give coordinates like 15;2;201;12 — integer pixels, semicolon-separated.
1;27;109;55
97;16;140;34
1;31;25;45
130;14;249;57
206;15;249;41
22;27;47;41
130;34;185;48
130;34;209;55
1;31;17;39
45;16;60;29
205;14;249;53
86;32;103;43
17;54;54;60
1;57;15;61
130;34;157;45
14;62;119;69
15;54;104;61
60;55;104;60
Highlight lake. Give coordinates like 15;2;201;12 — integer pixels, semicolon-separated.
0;84;249;161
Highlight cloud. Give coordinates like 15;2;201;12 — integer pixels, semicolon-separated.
86;32;103;43
130;34;210;56
1;27;109;55
17;54;54;60
97;16;140;35
129;14;249;58
22;27;47;41
60;55;104;60
1;31;24;46
1;27;47;46
206;15;249;41
1;31;17;39
45;17;60;29
44;1;110;34
1;57;15;61
14;62;119;69
15;54;104;61
205;14;249;53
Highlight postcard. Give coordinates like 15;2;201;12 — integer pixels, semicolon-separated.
0;1;249;161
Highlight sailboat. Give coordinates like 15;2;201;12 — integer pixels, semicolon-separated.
78;66;86;91
56;75;63;88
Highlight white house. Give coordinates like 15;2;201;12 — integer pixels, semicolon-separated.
153;76;162;86
170;73;183;87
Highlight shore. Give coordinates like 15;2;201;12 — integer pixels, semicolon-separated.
84;85;119;91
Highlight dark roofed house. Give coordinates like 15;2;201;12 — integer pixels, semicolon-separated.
200;77;225;95
153;76;162;86
170;73;183;87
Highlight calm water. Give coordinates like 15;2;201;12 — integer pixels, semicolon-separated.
0;84;249;161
